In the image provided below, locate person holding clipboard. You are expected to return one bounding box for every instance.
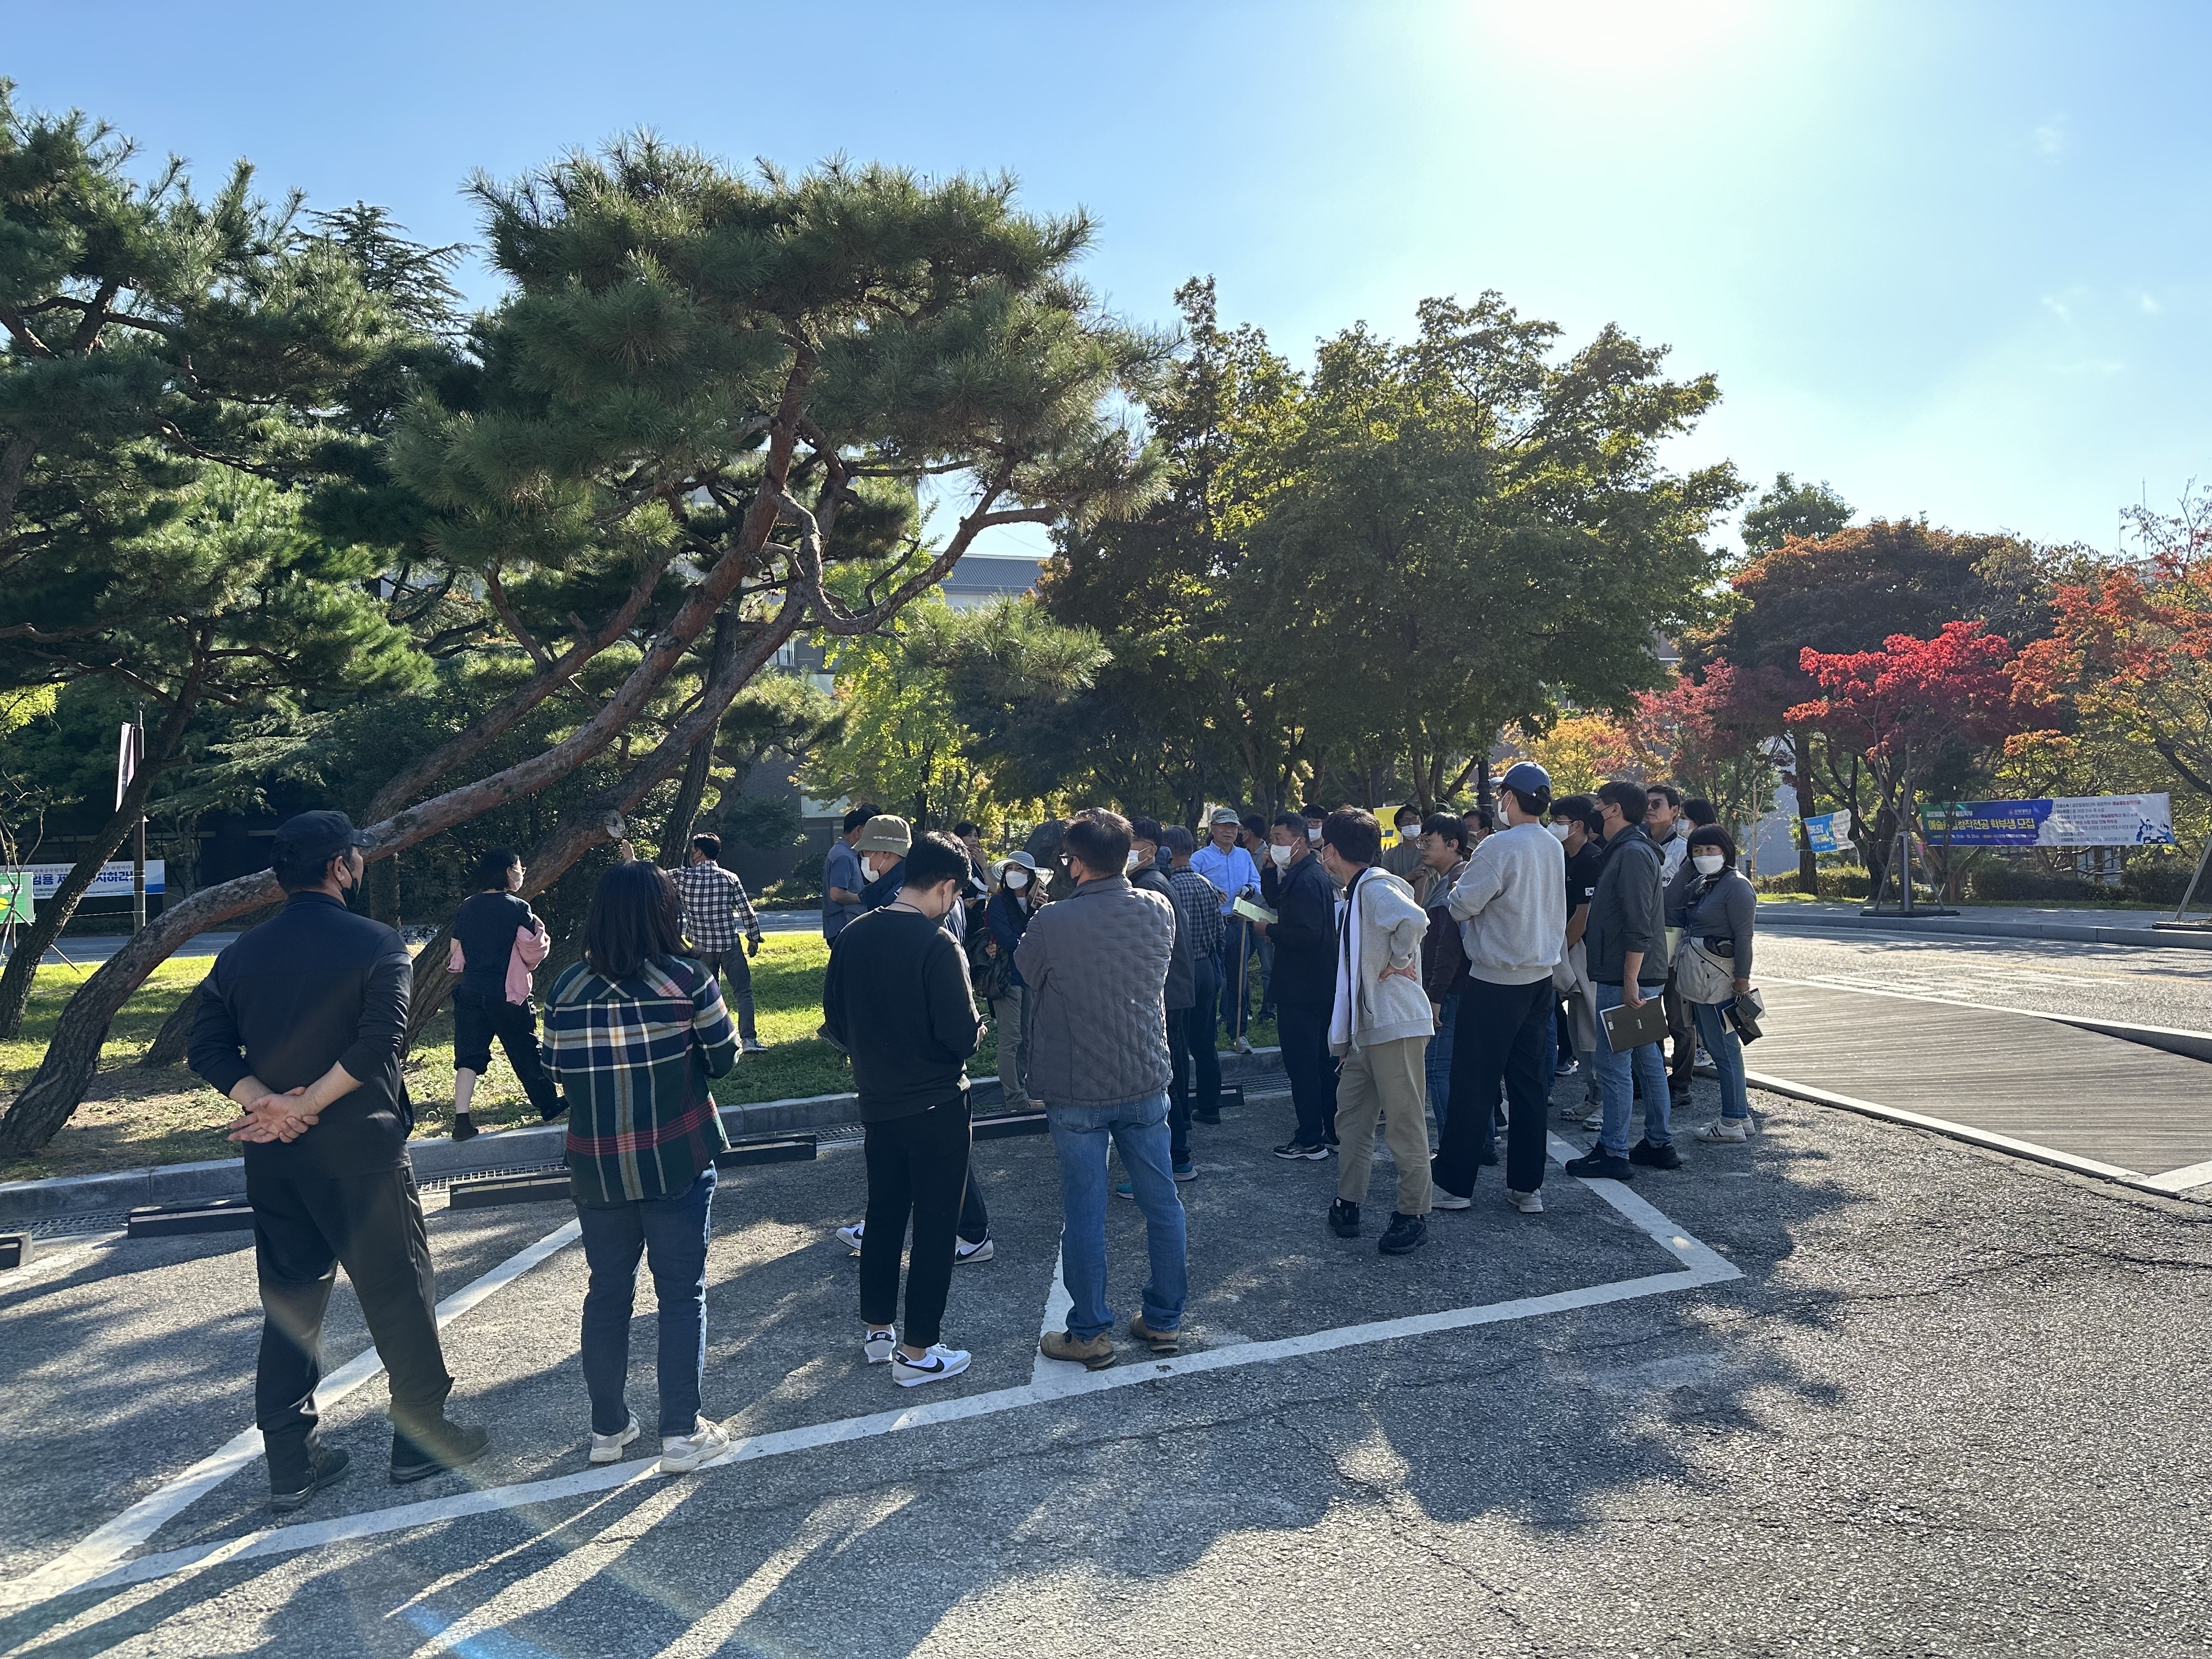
[1564,780,1678,1181]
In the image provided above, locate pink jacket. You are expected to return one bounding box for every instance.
[448,921,551,1006]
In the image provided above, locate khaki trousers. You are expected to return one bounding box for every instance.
[1333,1034,1432,1216]
[991,987,1031,1110]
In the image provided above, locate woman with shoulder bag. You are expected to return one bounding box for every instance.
[1663,825,1758,1144]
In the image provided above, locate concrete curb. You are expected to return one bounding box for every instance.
[1756,907,2212,951]
[0,1048,1288,1227]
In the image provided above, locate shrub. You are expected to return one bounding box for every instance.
[2121,853,2202,906]
[1966,857,2095,902]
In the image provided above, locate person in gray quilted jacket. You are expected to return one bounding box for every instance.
[1017,808,1186,1372]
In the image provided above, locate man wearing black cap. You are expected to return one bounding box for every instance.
[190,810,489,1511]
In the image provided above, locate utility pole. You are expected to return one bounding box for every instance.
[131,707,146,936]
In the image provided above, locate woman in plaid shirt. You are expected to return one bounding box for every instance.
[540,860,738,1475]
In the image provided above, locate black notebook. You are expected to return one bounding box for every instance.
[1599,995,1670,1053]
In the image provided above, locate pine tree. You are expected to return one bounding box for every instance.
[2,134,1160,1154]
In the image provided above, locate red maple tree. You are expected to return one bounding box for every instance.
[1786,622,2031,874]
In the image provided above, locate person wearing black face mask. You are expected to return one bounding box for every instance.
[191,810,492,1511]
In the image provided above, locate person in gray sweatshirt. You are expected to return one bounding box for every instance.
[1431,762,1565,1215]
[1565,778,1675,1181]
[1666,824,1759,1143]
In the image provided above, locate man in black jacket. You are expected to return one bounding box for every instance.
[1255,810,1340,1159]
[1563,781,1678,1182]
[190,811,489,1512]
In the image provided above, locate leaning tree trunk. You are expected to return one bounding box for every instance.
[137,976,208,1069]
[403,608,776,1047]
[655,612,736,865]
[0,721,179,1039]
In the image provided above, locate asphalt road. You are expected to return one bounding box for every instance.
[3,1069,2209,1658]
[1756,924,2212,1033]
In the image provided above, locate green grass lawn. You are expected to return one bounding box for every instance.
[1,933,1279,1183]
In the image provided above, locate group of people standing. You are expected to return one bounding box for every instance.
[186,768,1760,1514]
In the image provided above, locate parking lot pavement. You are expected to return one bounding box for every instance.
[4,1076,2211,1658]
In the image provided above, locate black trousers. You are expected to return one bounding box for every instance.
[247,1165,454,1482]
[450,986,562,1117]
[1436,977,1552,1198]
[1167,958,1221,1164]
[1277,1001,1340,1147]
[695,948,758,1041]
[859,1096,975,1348]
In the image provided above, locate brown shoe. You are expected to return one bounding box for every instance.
[1039,1329,1117,1370]
[1130,1316,1182,1356]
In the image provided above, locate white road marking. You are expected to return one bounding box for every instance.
[2137,1159,2212,1194]
[0,1216,582,1612]
[1759,972,2212,1042]
[34,1142,1739,1606]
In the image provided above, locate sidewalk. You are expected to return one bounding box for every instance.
[1757,899,2212,951]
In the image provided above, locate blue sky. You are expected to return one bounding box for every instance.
[17,1,2210,559]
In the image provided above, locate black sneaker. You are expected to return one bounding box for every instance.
[1273,1139,1329,1161]
[270,1444,351,1513]
[1563,1147,1635,1181]
[1378,1212,1428,1255]
[1194,1103,1223,1125]
[391,1419,492,1485]
[450,1115,478,1143]
[1328,1199,1361,1238]
[1630,1139,1684,1170]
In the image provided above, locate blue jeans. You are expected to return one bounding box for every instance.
[1592,983,1673,1155]
[1693,1000,1751,1119]
[576,1165,715,1438]
[1424,992,1458,1133]
[1047,1091,1188,1340]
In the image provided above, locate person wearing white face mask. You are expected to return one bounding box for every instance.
[1253,810,1342,1159]
[981,853,1041,1114]
[1664,825,1759,1143]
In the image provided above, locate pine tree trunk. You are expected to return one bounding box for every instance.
[1,568,802,1158]
[0,865,276,1159]
[137,976,208,1069]
[655,613,735,864]
[0,749,168,1039]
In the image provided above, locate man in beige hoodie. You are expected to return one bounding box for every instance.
[1317,809,1436,1256]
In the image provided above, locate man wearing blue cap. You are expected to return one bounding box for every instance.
[191,810,490,1511]
[1430,762,1565,1216]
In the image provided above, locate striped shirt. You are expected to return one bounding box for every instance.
[540,954,737,1203]
[670,860,761,953]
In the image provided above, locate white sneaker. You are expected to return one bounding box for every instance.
[1694,1118,1750,1143]
[589,1413,641,1464]
[863,1326,898,1364]
[954,1237,994,1265]
[1508,1188,1544,1214]
[659,1419,731,1474]
[1232,1037,1254,1056]
[1694,1047,1712,1068]
[742,1037,769,1054]
[892,1345,972,1387]
[1582,1110,1604,1132]
[1429,1190,1472,1210]
[836,1222,864,1255]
